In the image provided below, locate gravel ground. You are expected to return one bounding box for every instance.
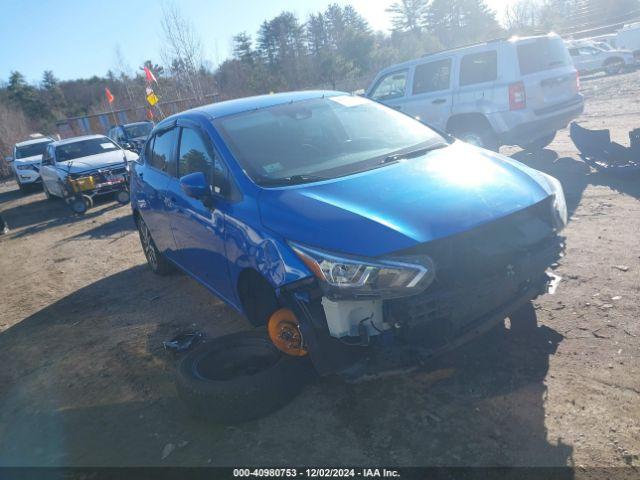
[0,70,639,470]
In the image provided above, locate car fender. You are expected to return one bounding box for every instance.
[224,213,312,299]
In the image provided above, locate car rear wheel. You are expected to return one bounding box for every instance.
[519,132,556,152]
[451,128,499,152]
[175,331,313,424]
[136,216,174,275]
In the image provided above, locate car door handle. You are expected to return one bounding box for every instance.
[432,98,446,105]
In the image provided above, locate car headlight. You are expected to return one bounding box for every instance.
[16,164,31,170]
[537,172,568,230]
[289,242,435,300]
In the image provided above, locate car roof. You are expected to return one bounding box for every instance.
[15,137,54,147]
[373,33,562,76]
[156,90,345,128]
[50,134,108,147]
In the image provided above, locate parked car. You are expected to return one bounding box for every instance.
[40,135,138,213]
[7,136,54,192]
[131,91,567,389]
[106,121,153,153]
[566,41,635,75]
[365,33,583,152]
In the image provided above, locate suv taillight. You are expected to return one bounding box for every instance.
[509,82,526,110]
[575,71,581,91]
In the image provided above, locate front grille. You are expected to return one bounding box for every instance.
[387,198,562,348]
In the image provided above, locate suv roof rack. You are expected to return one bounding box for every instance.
[420,32,553,58]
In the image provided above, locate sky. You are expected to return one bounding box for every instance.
[0,0,516,83]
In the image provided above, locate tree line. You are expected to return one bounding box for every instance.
[1,0,638,171]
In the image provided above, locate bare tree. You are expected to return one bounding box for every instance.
[160,2,205,100]
[113,44,137,108]
[505,0,543,32]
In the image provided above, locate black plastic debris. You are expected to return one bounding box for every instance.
[163,331,205,354]
[570,122,640,174]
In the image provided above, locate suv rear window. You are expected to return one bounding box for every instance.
[517,37,571,75]
[459,51,497,86]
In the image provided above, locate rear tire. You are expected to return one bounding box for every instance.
[136,215,174,275]
[520,132,556,152]
[451,127,499,152]
[175,331,312,424]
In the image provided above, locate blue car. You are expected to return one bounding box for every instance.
[131,91,567,378]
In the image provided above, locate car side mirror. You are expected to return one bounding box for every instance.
[4,156,13,163]
[180,172,214,207]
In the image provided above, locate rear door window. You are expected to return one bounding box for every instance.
[412,59,451,94]
[459,51,497,86]
[149,128,178,174]
[369,70,408,101]
[518,37,571,75]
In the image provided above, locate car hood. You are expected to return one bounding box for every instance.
[15,154,43,165]
[57,150,137,174]
[258,142,552,257]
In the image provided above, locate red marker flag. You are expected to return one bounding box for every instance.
[143,66,158,84]
[105,87,115,104]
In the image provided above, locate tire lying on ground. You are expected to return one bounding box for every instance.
[175,330,313,424]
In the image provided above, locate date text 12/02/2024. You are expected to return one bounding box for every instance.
[233,469,401,478]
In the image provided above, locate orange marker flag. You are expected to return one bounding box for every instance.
[105,87,115,104]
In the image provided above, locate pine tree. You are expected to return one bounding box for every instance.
[386,0,429,33]
[424,0,503,48]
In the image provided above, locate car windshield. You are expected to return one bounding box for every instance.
[124,123,153,139]
[56,138,119,162]
[517,37,571,75]
[214,96,446,186]
[15,141,51,159]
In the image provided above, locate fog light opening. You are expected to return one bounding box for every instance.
[268,308,307,357]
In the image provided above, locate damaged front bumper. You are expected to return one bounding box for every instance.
[278,201,565,380]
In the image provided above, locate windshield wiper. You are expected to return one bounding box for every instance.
[381,143,447,164]
[258,174,327,186]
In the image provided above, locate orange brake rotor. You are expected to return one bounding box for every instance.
[268,308,307,357]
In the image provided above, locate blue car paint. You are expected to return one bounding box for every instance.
[258,142,549,257]
[131,91,552,318]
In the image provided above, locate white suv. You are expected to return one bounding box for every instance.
[366,34,583,151]
[8,136,54,192]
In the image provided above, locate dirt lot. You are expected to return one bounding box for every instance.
[0,71,639,469]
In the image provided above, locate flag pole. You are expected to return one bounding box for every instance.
[143,66,166,120]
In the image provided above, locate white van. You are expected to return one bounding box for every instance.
[366,34,583,151]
